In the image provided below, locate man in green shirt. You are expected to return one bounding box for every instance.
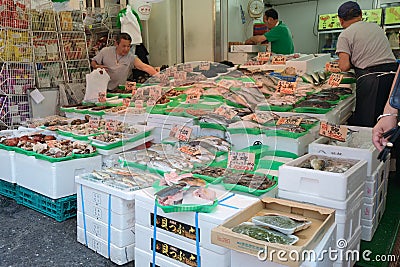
[245,9,294,55]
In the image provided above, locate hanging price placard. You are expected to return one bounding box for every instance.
[319,121,348,142]
[257,52,272,61]
[228,151,256,171]
[125,81,136,91]
[122,98,131,107]
[199,61,210,70]
[214,105,237,120]
[105,119,117,131]
[271,55,287,65]
[134,87,144,98]
[328,73,343,87]
[325,61,341,73]
[276,116,302,126]
[135,99,144,109]
[98,92,106,102]
[277,80,297,94]
[89,117,100,128]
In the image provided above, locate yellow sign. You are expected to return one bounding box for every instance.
[362,9,382,24]
[318,13,342,31]
[385,6,400,25]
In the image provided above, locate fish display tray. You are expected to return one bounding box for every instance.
[14,153,102,199]
[263,131,315,156]
[135,187,259,254]
[0,149,15,183]
[0,179,17,199]
[135,223,231,267]
[222,175,278,197]
[226,130,267,150]
[229,222,337,267]
[155,198,218,213]
[77,226,135,265]
[308,126,379,176]
[77,211,135,247]
[16,186,77,222]
[278,153,367,201]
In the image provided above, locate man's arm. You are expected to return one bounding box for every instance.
[133,57,158,75]
[245,35,267,45]
[91,60,107,70]
[337,52,351,72]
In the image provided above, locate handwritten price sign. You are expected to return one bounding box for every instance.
[325,61,341,73]
[217,79,236,89]
[228,151,256,171]
[149,85,163,99]
[186,92,201,104]
[257,52,272,61]
[272,55,287,65]
[169,124,193,142]
[158,73,169,84]
[277,80,297,94]
[319,121,348,142]
[328,73,343,87]
[89,117,100,128]
[214,105,237,120]
[98,92,106,102]
[122,98,131,107]
[135,99,144,109]
[174,71,187,81]
[105,119,117,131]
[276,116,302,126]
[199,61,210,70]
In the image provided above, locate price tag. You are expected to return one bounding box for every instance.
[319,121,348,142]
[105,119,117,131]
[186,92,201,104]
[174,71,187,81]
[277,80,297,94]
[134,88,144,98]
[158,73,169,84]
[146,99,156,106]
[125,81,136,91]
[135,99,144,108]
[328,73,343,87]
[257,52,272,61]
[183,63,193,72]
[253,113,273,124]
[199,61,210,70]
[89,117,100,128]
[98,92,106,102]
[271,55,287,65]
[176,126,192,141]
[217,79,235,89]
[276,116,302,126]
[149,85,163,99]
[122,98,131,107]
[214,105,237,120]
[244,81,256,88]
[228,151,255,171]
[325,61,341,73]
[179,145,201,156]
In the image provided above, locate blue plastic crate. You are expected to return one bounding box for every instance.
[16,186,77,222]
[0,179,17,199]
[269,72,297,82]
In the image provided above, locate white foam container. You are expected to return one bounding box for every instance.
[77,226,134,265]
[278,153,367,201]
[364,180,377,198]
[333,227,361,267]
[102,113,149,125]
[200,127,227,140]
[135,223,231,267]
[135,187,259,254]
[0,150,15,183]
[279,183,363,243]
[367,161,385,183]
[285,53,331,76]
[77,211,135,247]
[362,180,385,220]
[14,153,102,199]
[264,132,315,156]
[361,214,377,241]
[148,114,197,127]
[230,222,337,267]
[308,126,378,176]
[135,247,182,267]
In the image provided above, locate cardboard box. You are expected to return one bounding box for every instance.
[211,197,335,267]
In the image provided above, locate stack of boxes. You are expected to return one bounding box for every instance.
[134,187,259,267]
[308,126,388,242]
[278,152,367,267]
[75,176,136,265]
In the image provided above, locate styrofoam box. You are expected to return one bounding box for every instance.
[230,44,267,53]
[279,183,363,243]
[264,132,315,156]
[364,180,377,198]
[211,182,278,199]
[278,153,367,201]
[75,177,137,214]
[135,247,182,267]
[147,114,197,127]
[362,180,385,220]
[226,132,267,150]
[337,95,356,125]
[308,126,378,176]
[0,150,15,183]
[230,223,337,267]
[64,112,88,120]
[77,211,134,247]
[135,187,259,254]
[376,193,387,224]
[227,52,258,65]
[103,113,148,125]
[14,153,102,199]
[361,214,377,242]
[135,223,231,267]
[199,127,226,140]
[77,226,134,265]
[285,53,331,76]
[333,227,361,267]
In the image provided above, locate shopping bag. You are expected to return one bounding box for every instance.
[120,5,142,45]
[84,68,110,102]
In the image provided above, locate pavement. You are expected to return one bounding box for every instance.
[0,195,133,267]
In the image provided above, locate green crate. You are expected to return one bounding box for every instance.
[0,179,17,199]
[16,186,77,222]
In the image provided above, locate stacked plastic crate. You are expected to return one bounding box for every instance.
[134,187,260,267]
[31,2,65,88]
[278,141,368,267]
[307,126,388,242]
[57,10,90,83]
[0,0,34,129]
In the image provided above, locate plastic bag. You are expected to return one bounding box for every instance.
[120,5,142,45]
[84,68,110,102]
